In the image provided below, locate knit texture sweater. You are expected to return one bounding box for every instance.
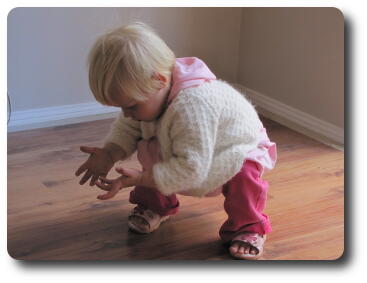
[104,79,263,197]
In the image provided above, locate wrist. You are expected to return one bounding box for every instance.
[136,171,144,186]
[137,170,156,188]
[103,143,126,163]
[103,148,115,164]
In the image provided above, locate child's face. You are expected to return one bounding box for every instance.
[109,75,171,122]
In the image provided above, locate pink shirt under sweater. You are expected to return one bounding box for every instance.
[137,57,277,197]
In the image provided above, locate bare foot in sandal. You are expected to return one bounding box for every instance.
[128,215,151,233]
[128,206,170,234]
[229,233,266,260]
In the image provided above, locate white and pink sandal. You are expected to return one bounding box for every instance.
[229,232,267,260]
[128,206,170,234]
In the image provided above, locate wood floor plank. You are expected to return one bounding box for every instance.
[7,117,344,260]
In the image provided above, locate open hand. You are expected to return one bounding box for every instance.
[75,146,114,186]
[95,167,142,200]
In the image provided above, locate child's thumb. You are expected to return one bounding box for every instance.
[115,167,130,176]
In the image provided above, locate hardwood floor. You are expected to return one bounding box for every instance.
[7,117,344,260]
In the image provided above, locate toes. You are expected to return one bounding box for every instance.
[229,242,240,254]
[231,242,259,256]
[130,216,149,229]
[230,241,260,258]
[236,242,251,255]
[244,245,251,254]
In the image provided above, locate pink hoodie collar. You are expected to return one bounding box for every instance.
[167,57,216,104]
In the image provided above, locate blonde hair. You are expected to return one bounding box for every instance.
[88,22,176,105]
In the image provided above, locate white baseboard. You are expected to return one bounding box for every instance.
[8,87,345,148]
[7,102,120,133]
[233,84,344,147]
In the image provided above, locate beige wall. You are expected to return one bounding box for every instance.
[238,8,344,128]
[8,7,344,131]
[8,7,241,111]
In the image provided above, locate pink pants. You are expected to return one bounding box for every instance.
[129,159,272,243]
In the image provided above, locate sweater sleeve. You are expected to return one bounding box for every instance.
[152,95,220,196]
[103,113,141,160]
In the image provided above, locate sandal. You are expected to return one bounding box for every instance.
[229,232,267,260]
[128,206,170,234]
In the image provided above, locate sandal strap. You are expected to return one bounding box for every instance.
[128,206,161,230]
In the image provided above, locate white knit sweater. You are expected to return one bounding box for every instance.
[104,80,263,197]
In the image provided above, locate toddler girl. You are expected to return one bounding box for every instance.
[75,22,277,260]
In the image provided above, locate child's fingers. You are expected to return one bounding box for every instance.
[95,180,111,191]
[75,164,87,176]
[115,167,127,175]
[115,167,135,177]
[90,174,99,186]
[97,183,120,200]
[79,170,92,185]
[80,146,98,154]
[99,176,113,184]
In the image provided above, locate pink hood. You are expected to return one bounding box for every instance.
[167,57,216,104]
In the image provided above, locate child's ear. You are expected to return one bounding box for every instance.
[152,72,168,88]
